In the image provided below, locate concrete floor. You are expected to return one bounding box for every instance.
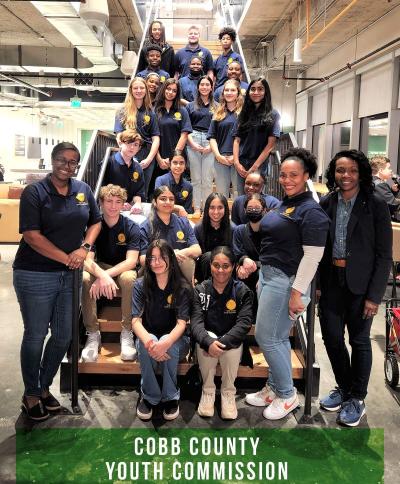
[0,244,399,482]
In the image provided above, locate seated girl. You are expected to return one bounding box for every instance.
[132,239,192,421]
[191,246,253,420]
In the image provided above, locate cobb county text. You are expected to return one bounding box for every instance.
[105,436,289,481]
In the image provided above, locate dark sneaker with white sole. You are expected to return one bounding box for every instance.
[163,400,179,420]
[42,392,61,411]
[21,396,49,421]
[137,398,153,420]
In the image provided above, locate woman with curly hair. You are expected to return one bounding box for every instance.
[233,78,281,195]
[207,79,243,199]
[318,150,392,427]
[245,148,329,420]
[114,77,160,200]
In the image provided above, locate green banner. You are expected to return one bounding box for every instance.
[17,428,383,483]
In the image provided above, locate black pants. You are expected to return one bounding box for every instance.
[319,267,373,400]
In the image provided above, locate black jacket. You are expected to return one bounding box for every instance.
[191,278,253,351]
[137,43,175,77]
[319,190,392,304]
[373,176,400,216]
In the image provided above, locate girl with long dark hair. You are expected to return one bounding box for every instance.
[132,239,192,421]
[233,78,281,195]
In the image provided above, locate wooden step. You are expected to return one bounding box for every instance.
[98,306,122,332]
[78,343,304,379]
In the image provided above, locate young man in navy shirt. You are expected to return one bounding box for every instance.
[174,25,214,80]
[81,185,140,362]
[213,61,248,102]
[137,44,170,84]
[214,27,244,89]
[102,130,145,214]
[155,153,194,215]
[231,171,280,225]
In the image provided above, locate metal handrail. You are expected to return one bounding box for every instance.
[219,0,250,84]
[93,146,120,200]
[133,0,157,78]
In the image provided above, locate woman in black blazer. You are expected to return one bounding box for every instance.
[318,149,392,427]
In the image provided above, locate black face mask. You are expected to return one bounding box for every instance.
[189,68,202,78]
[246,209,263,222]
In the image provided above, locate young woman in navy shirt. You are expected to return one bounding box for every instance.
[153,78,192,185]
[132,239,192,421]
[233,193,267,315]
[245,148,329,420]
[114,77,160,200]
[179,55,203,105]
[191,246,253,419]
[13,143,101,421]
[194,192,234,282]
[208,79,243,199]
[186,75,217,216]
[145,72,160,107]
[155,152,193,215]
[139,186,201,282]
[233,78,281,195]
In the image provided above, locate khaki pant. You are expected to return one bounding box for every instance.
[82,262,136,332]
[196,343,242,394]
[179,258,196,285]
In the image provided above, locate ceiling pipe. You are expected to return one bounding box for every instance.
[0,73,52,97]
[295,35,400,95]
[305,0,310,45]
[303,0,359,50]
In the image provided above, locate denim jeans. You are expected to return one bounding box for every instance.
[137,143,155,201]
[255,265,310,398]
[214,160,237,199]
[13,269,76,397]
[187,130,215,210]
[136,334,190,405]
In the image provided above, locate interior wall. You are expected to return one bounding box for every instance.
[266,70,297,132]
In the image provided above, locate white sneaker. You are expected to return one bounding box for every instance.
[221,391,238,420]
[197,391,215,417]
[81,331,101,362]
[262,389,299,420]
[120,328,137,361]
[245,384,277,407]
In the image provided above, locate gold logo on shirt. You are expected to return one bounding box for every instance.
[160,76,166,82]
[143,114,151,124]
[226,299,236,311]
[181,190,188,199]
[177,230,184,240]
[117,233,126,243]
[283,207,295,216]
[167,294,173,305]
[198,51,203,57]
[228,57,233,64]
[76,193,85,203]
[174,112,182,121]
[132,171,139,181]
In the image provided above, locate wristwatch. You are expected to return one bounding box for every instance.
[80,242,92,252]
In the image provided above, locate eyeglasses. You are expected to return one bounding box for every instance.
[54,158,79,169]
[147,256,168,264]
[211,262,232,271]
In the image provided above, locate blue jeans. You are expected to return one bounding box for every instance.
[214,160,237,199]
[255,265,310,398]
[13,269,75,397]
[187,130,215,210]
[136,334,190,405]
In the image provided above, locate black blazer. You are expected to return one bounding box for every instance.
[319,190,392,304]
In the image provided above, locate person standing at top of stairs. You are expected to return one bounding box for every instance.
[137,20,176,78]
[175,25,214,81]
[214,27,244,89]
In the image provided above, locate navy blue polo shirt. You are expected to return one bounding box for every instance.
[233,109,281,170]
[207,111,238,155]
[214,51,243,88]
[232,223,262,262]
[154,172,193,213]
[231,193,280,225]
[259,191,330,276]
[102,152,145,202]
[157,107,192,159]
[140,212,198,255]
[185,102,214,132]
[179,75,200,102]
[114,106,160,144]
[175,45,214,77]
[14,175,101,272]
[137,68,170,83]
[132,277,191,338]
[214,81,248,103]
[94,215,140,266]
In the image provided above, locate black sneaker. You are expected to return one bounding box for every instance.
[41,392,61,411]
[162,400,179,421]
[137,398,153,420]
[21,396,49,421]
